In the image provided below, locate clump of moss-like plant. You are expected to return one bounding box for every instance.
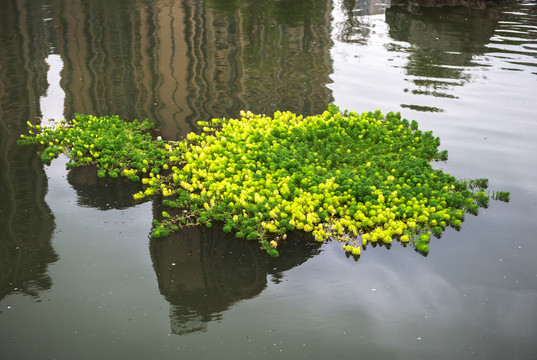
[18,105,509,258]
[19,115,181,182]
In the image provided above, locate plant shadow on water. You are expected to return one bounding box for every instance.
[67,165,143,210]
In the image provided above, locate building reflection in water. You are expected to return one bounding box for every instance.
[0,0,58,302]
[57,0,333,140]
[149,222,321,335]
[2,0,334,328]
[385,0,499,111]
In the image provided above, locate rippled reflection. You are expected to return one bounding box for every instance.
[1,0,536,357]
[484,0,537,73]
[333,0,534,113]
[56,0,333,140]
[0,0,333,302]
[385,0,500,111]
[0,0,58,302]
[0,0,334,333]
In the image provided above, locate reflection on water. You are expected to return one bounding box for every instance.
[0,0,333,334]
[336,0,390,44]
[385,0,500,112]
[149,223,320,334]
[40,55,65,127]
[1,0,537,357]
[333,0,537,113]
[58,0,332,139]
[0,0,58,303]
[59,0,192,137]
[67,166,143,210]
[0,0,333,298]
[485,0,537,73]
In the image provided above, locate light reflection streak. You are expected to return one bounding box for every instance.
[40,54,65,127]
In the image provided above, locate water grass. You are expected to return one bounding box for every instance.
[18,105,509,258]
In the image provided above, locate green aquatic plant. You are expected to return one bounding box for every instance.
[18,106,509,258]
[19,115,182,183]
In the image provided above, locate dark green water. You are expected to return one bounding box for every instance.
[1,0,536,358]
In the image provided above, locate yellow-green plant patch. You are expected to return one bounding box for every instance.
[19,105,509,258]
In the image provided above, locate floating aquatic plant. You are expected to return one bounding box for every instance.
[18,105,509,258]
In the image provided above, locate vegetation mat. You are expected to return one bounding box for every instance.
[19,105,509,258]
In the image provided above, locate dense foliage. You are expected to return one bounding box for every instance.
[18,106,509,258]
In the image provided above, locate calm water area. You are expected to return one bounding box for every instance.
[1,0,537,358]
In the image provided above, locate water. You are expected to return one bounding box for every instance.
[1,0,536,358]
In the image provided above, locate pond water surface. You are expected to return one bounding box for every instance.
[1,0,537,359]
